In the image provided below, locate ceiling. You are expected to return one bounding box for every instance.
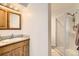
[19,3,28,7]
[51,3,76,17]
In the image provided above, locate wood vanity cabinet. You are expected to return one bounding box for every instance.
[0,39,29,56]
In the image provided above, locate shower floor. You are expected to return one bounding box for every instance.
[51,48,78,56]
[66,49,78,56]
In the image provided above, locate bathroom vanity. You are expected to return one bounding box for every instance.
[0,37,30,56]
[0,4,30,56]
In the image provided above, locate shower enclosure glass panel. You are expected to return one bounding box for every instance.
[56,15,65,55]
[56,10,79,56]
[65,12,78,56]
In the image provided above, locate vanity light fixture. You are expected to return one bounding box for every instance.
[0,3,20,12]
[9,4,13,8]
[14,7,17,10]
[1,3,8,6]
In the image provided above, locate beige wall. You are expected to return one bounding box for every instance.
[22,3,48,56]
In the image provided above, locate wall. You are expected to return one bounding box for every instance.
[22,3,48,56]
[0,3,48,56]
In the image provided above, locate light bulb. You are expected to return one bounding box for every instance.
[9,5,13,8]
[14,7,18,10]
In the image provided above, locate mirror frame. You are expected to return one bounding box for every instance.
[0,9,8,30]
[7,12,21,30]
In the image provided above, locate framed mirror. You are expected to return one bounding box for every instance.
[0,5,21,30]
[8,12,21,30]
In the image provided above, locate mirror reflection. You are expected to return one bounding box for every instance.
[8,13,21,29]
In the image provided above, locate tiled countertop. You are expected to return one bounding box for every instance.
[0,37,30,47]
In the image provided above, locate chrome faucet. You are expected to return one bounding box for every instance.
[11,34,14,38]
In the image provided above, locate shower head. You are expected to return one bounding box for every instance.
[67,12,78,16]
[67,12,72,15]
[67,12,74,16]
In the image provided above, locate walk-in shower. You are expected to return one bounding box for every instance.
[56,9,79,56]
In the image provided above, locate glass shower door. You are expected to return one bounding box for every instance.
[65,12,78,56]
[56,15,66,55]
[56,10,79,56]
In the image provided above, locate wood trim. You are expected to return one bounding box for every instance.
[7,11,9,29]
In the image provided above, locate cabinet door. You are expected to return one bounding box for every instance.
[1,51,12,56]
[0,9,7,29]
[23,46,29,56]
[0,40,29,56]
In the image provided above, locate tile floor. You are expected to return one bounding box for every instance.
[51,49,60,56]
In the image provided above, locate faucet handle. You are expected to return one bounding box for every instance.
[11,34,14,38]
